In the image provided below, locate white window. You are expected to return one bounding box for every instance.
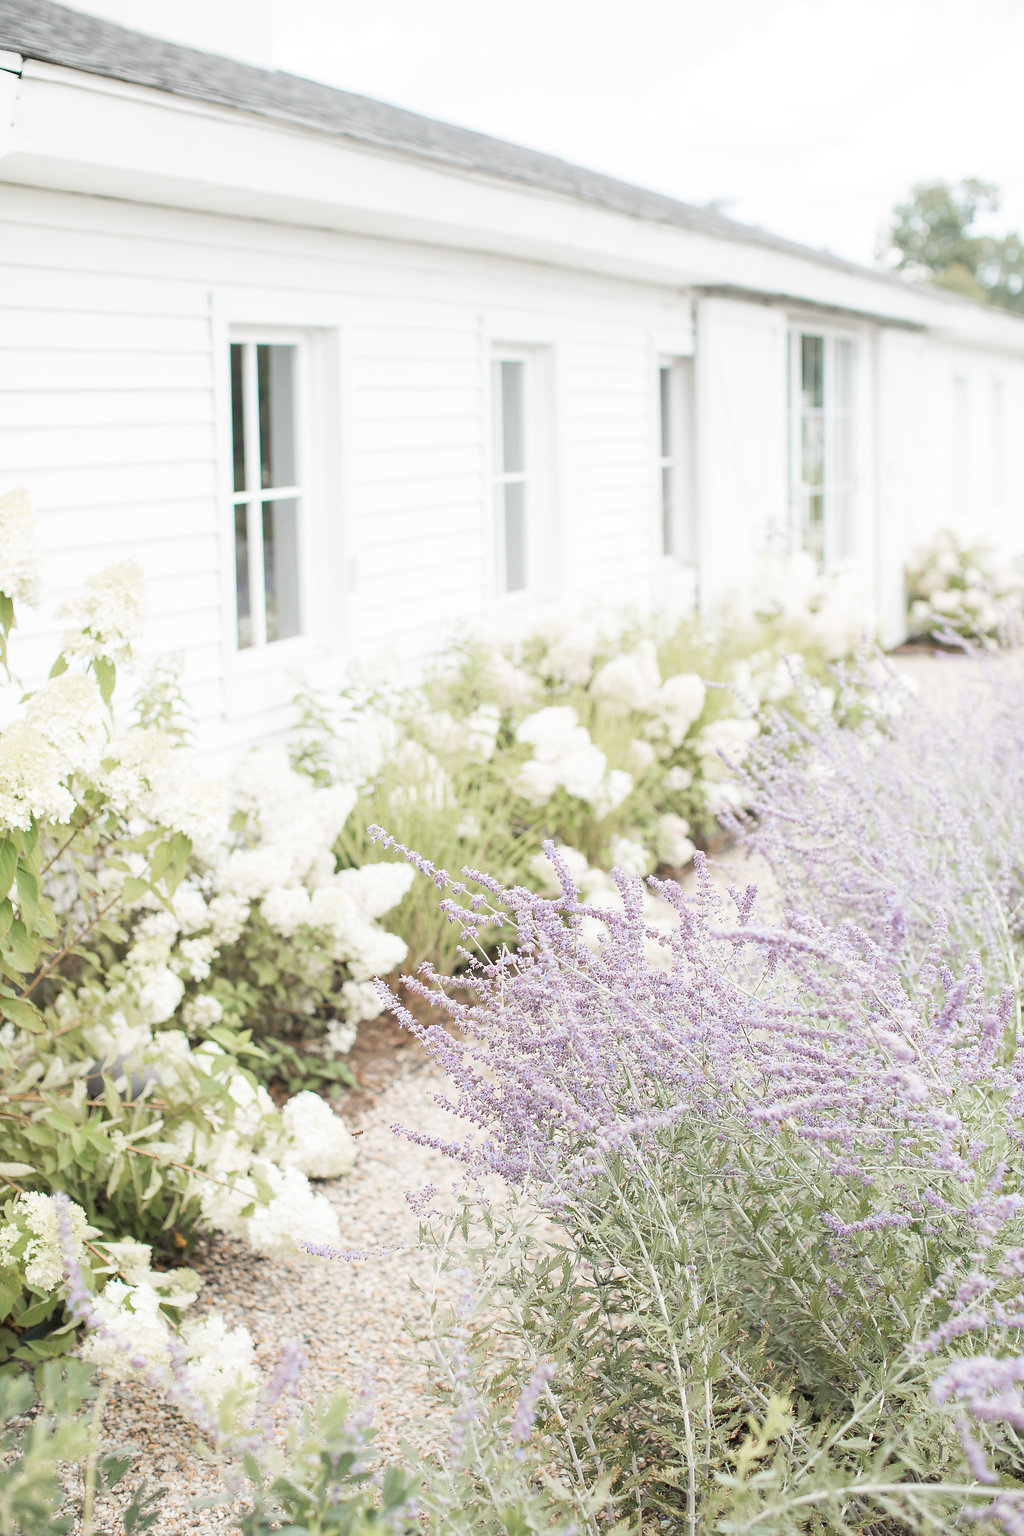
[789,330,857,567]
[658,358,695,561]
[229,339,304,649]
[492,354,531,593]
[992,377,1005,506]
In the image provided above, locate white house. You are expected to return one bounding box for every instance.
[2,0,1024,754]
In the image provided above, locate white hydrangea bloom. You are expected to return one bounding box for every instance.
[59,559,146,662]
[84,1280,172,1375]
[608,836,653,876]
[465,703,502,760]
[696,717,759,780]
[176,935,217,982]
[261,885,313,936]
[533,614,599,685]
[178,1313,260,1414]
[664,765,693,792]
[100,726,174,813]
[335,862,416,921]
[0,722,75,830]
[628,739,657,772]
[515,707,608,805]
[326,1017,359,1054]
[558,741,609,802]
[207,894,249,946]
[340,979,384,1024]
[277,1091,357,1179]
[655,813,695,869]
[208,1161,342,1262]
[590,768,634,818]
[590,641,661,713]
[83,1012,152,1065]
[0,1192,93,1293]
[0,488,43,606]
[172,885,209,935]
[486,653,537,709]
[649,673,706,748]
[181,995,223,1031]
[25,672,106,777]
[134,964,185,1026]
[147,770,227,863]
[516,757,562,807]
[325,710,401,786]
[338,922,408,982]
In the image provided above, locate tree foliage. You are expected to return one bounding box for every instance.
[886,177,1024,313]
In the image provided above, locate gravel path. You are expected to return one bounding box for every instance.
[65,1024,469,1534]
[43,834,771,1533]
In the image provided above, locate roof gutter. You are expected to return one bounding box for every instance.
[694,283,927,332]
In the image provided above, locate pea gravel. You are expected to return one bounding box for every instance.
[60,842,778,1533]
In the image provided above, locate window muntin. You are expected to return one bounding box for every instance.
[659,365,675,556]
[493,356,529,593]
[229,341,303,649]
[790,330,858,567]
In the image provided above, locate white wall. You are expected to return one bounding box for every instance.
[0,183,694,751]
[694,295,788,605]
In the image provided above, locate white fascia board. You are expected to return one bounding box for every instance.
[7,59,1024,355]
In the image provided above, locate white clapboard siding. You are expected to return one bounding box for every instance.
[16,171,1023,757]
[0,389,213,428]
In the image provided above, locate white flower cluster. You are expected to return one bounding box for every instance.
[515,706,633,813]
[84,1279,260,1423]
[0,488,43,606]
[213,744,413,993]
[723,551,870,660]
[0,669,108,831]
[907,528,1024,646]
[59,558,147,662]
[0,1191,94,1292]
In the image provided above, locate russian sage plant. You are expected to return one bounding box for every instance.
[378,833,1024,1533]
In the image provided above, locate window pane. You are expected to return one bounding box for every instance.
[500,360,525,474]
[230,343,246,494]
[262,498,301,642]
[834,338,854,410]
[661,465,674,556]
[801,335,824,409]
[834,486,856,560]
[801,413,824,487]
[503,480,527,592]
[659,366,672,458]
[257,344,297,491]
[834,413,854,484]
[235,505,252,648]
[804,493,825,567]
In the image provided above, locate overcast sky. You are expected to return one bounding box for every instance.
[71,0,1024,267]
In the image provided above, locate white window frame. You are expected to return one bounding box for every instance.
[657,356,695,564]
[787,325,859,568]
[490,345,549,600]
[229,334,307,652]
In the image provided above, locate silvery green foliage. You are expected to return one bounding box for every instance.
[376,826,1024,1533]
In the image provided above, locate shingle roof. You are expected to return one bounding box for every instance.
[0,0,955,296]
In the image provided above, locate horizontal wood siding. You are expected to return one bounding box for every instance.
[0,183,698,752]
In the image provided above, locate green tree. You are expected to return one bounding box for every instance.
[885,177,1024,314]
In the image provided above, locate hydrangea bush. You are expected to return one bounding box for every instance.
[906,526,1024,647]
[299,553,869,972]
[0,492,411,1375]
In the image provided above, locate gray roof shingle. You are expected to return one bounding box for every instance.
[0,0,957,297]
